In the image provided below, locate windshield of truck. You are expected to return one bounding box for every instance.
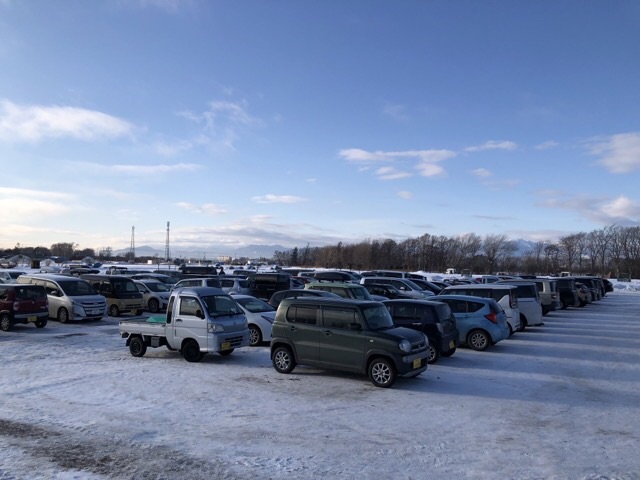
[58,280,98,296]
[362,305,394,330]
[202,294,244,317]
[235,297,275,313]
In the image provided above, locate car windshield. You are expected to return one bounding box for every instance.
[362,305,394,330]
[8,272,24,279]
[236,297,275,313]
[145,282,170,293]
[351,286,373,300]
[58,280,98,296]
[402,279,423,290]
[201,294,244,317]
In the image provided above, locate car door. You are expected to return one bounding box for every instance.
[284,304,321,364]
[318,305,365,372]
[173,294,207,348]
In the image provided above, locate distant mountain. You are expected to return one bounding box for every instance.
[113,244,287,260]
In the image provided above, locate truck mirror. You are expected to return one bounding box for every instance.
[196,309,205,319]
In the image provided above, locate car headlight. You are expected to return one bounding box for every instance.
[207,323,224,333]
[399,339,412,353]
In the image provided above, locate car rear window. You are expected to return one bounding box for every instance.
[14,285,46,300]
[512,285,537,298]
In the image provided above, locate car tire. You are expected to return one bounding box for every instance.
[441,347,456,357]
[57,307,69,323]
[518,315,527,332]
[272,346,296,374]
[508,324,514,336]
[35,319,47,328]
[249,325,262,346]
[147,298,159,313]
[467,330,490,351]
[109,305,120,317]
[427,344,439,364]
[0,314,12,332]
[219,349,234,356]
[368,357,396,388]
[182,339,203,362]
[129,336,147,357]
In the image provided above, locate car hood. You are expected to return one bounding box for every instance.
[373,326,427,344]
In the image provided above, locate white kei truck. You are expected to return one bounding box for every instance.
[119,286,250,362]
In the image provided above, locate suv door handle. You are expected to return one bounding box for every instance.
[323,330,332,336]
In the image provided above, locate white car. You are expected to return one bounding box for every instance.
[232,294,276,346]
[134,280,171,313]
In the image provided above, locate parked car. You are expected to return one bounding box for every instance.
[304,282,377,301]
[527,278,561,315]
[218,276,252,296]
[130,273,177,285]
[270,297,430,388]
[268,288,342,309]
[233,295,277,346]
[438,284,521,335]
[574,276,603,301]
[363,283,413,300]
[406,277,443,295]
[434,295,509,351]
[134,280,171,313]
[495,280,544,329]
[575,282,592,306]
[312,270,360,283]
[173,277,222,290]
[360,277,434,299]
[554,277,579,309]
[249,273,294,300]
[17,274,107,322]
[382,299,459,363]
[0,284,49,331]
[0,270,26,283]
[80,274,144,317]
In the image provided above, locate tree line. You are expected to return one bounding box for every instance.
[274,225,640,277]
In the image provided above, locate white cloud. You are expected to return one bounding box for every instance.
[0,99,134,142]
[470,168,492,178]
[465,140,518,152]
[0,188,75,222]
[415,162,445,177]
[382,102,409,121]
[375,166,411,180]
[590,132,640,173]
[601,195,640,219]
[74,161,201,175]
[176,202,227,215]
[537,191,640,226]
[251,194,306,204]
[535,140,559,150]
[397,191,412,199]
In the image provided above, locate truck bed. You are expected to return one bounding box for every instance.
[119,316,167,336]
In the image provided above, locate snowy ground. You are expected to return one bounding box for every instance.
[1,281,640,479]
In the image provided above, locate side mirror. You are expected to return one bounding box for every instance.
[195,309,205,319]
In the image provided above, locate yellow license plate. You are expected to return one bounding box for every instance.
[449,340,455,349]
[412,358,421,369]
[221,342,231,350]
[28,316,37,322]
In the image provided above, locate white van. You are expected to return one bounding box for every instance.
[496,280,544,328]
[438,284,521,335]
[17,274,107,323]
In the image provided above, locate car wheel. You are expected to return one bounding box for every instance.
[272,346,296,374]
[427,344,439,364]
[57,307,69,323]
[129,336,147,357]
[0,314,12,332]
[35,319,47,328]
[467,330,490,351]
[508,324,514,336]
[109,305,120,317]
[249,325,262,346]
[368,357,396,388]
[148,298,159,313]
[441,347,456,357]
[518,315,527,332]
[182,339,203,362]
[219,349,234,356]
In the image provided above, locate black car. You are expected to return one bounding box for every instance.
[363,283,413,300]
[382,299,459,364]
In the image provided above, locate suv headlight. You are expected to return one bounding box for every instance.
[208,323,224,333]
[399,339,412,353]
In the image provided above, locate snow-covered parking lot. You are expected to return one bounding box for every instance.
[1,291,640,480]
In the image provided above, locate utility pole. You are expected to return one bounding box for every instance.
[165,221,171,262]
[129,226,135,263]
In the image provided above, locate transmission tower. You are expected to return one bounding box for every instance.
[129,226,135,262]
[165,221,171,261]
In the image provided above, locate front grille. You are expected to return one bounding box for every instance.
[411,339,427,352]
[226,336,245,348]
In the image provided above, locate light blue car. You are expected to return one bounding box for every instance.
[432,295,510,351]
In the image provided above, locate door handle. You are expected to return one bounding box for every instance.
[323,330,332,336]
[176,319,183,323]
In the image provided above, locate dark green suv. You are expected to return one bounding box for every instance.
[270,298,429,388]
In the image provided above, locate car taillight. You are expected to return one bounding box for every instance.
[484,311,498,324]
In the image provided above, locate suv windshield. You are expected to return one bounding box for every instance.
[362,305,394,330]
[202,294,244,317]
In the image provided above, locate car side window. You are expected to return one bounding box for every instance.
[0,288,7,300]
[446,299,467,313]
[394,304,417,321]
[44,281,58,295]
[467,301,483,313]
[286,306,318,325]
[179,296,201,316]
[220,280,233,288]
[322,307,357,329]
[415,305,435,323]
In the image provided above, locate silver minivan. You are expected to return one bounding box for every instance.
[438,284,521,335]
[496,280,544,328]
[17,274,107,322]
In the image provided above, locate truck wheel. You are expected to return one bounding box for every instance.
[148,299,159,313]
[368,357,396,388]
[182,339,203,362]
[0,314,12,332]
[109,305,120,317]
[272,346,296,374]
[249,325,262,346]
[35,319,47,328]
[57,307,69,323]
[219,349,234,356]
[129,336,147,357]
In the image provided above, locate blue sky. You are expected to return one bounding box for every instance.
[1,0,640,257]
